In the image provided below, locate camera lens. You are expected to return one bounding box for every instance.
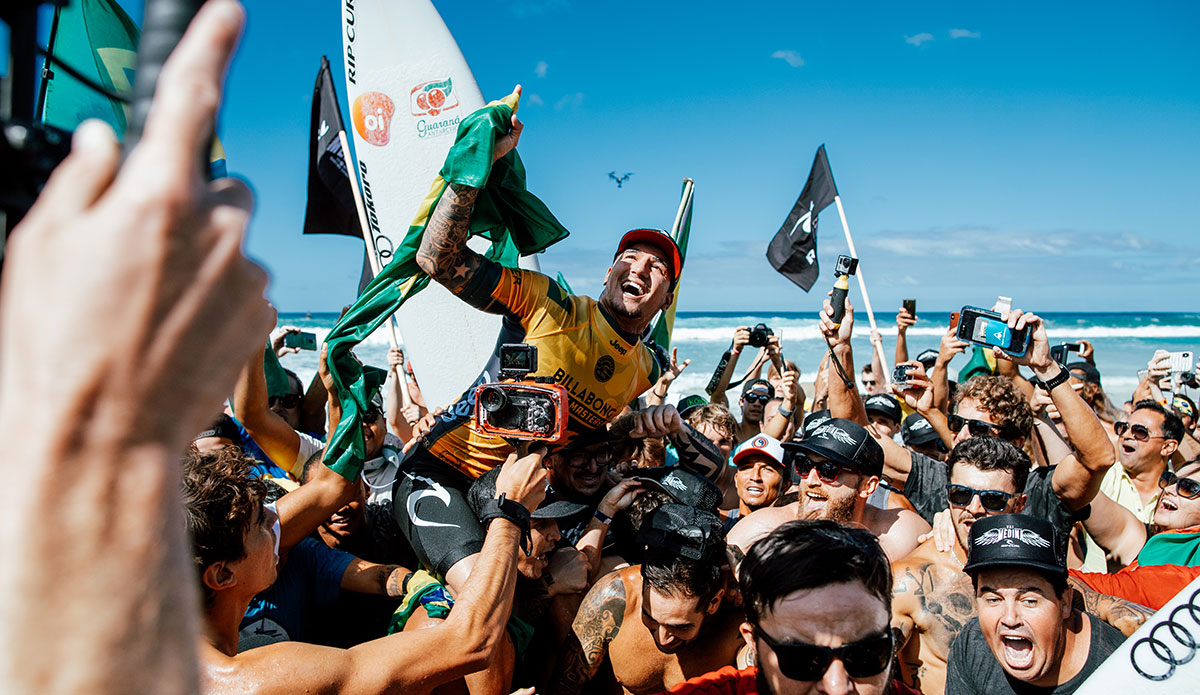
[479,386,508,413]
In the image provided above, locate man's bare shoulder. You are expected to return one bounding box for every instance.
[727,504,795,552]
[200,639,348,695]
[866,505,930,562]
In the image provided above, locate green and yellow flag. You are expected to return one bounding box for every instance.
[41,0,227,178]
[649,179,694,352]
[321,92,569,480]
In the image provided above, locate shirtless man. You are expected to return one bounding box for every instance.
[727,417,930,565]
[549,506,744,694]
[892,437,1152,695]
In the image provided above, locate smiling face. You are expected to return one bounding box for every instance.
[549,445,612,499]
[975,567,1071,687]
[949,464,1027,552]
[1153,461,1200,530]
[517,518,561,579]
[797,453,874,523]
[640,585,713,654]
[318,482,366,549]
[599,243,674,333]
[735,454,786,512]
[1118,408,1174,474]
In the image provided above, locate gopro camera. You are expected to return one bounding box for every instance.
[834,255,859,277]
[892,364,915,387]
[748,323,774,349]
[474,344,568,442]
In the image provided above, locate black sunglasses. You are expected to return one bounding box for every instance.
[793,456,856,484]
[269,393,301,409]
[743,393,771,405]
[1115,421,1165,442]
[946,483,1013,512]
[565,447,613,469]
[1160,471,1200,499]
[755,627,893,681]
[947,414,1003,438]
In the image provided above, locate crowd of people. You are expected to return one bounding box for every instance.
[4,3,1200,695]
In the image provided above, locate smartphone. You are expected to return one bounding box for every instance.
[956,306,1031,357]
[284,331,318,351]
[1049,343,1082,366]
[949,312,960,331]
[902,299,916,317]
[1168,351,1194,373]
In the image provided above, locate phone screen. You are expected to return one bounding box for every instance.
[971,317,1013,349]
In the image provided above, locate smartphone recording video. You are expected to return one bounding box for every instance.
[956,306,1031,357]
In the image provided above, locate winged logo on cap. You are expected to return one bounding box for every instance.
[910,419,931,431]
[975,526,1051,548]
[812,424,856,446]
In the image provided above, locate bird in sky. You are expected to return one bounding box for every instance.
[608,171,634,188]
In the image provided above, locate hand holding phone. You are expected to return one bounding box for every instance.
[957,306,1032,357]
[283,331,318,351]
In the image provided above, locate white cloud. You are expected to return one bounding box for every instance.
[554,92,584,110]
[534,60,548,78]
[949,28,981,39]
[905,33,935,46]
[527,93,544,106]
[864,227,1161,258]
[771,50,805,68]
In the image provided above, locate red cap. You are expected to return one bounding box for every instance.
[615,228,682,287]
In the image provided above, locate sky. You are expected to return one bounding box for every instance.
[17,0,1200,313]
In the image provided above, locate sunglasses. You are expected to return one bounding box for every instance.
[861,379,877,387]
[565,447,613,469]
[743,393,771,405]
[794,457,855,484]
[946,483,1013,512]
[360,407,383,426]
[755,627,893,681]
[1159,471,1200,499]
[1114,421,1165,442]
[269,394,301,409]
[947,414,1003,438]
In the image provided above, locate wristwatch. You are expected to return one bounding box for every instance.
[477,493,532,553]
[1040,367,1070,391]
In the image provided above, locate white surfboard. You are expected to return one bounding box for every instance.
[1076,573,1200,693]
[340,0,535,409]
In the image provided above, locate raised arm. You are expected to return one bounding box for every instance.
[1080,490,1147,567]
[819,297,869,427]
[646,347,691,406]
[932,326,968,415]
[707,326,751,408]
[548,571,627,695]
[628,405,727,483]
[895,306,916,366]
[232,333,303,471]
[762,367,802,440]
[1067,576,1153,637]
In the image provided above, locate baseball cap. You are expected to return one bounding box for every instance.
[677,394,709,420]
[915,349,940,371]
[864,394,902,424]
[802,409,832,437]
[637,504,724,561]
[782,417,884,478]
[631,466,722,514]
[468,466,590,521]
[962,514,1065,579]
[733,434,787,471]
[901,412,942,448]
[741,378,776,399]
[615,228,682,287]
[1066,361,1101,386]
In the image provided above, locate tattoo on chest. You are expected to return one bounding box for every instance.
[900,563,976,640]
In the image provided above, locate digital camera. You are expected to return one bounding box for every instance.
[473,344,568,442]
[748,323,774,349]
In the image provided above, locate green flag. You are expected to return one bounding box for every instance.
[321,92,569,480]
[40,0,228,178]
[555,271,574,295]
[649,179,694,352]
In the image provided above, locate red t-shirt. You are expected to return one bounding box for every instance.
[1070,562,1200,610]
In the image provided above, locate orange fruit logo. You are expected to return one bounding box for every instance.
[352,91,395,146]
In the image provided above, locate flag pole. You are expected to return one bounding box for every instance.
[338,130,413,409]
[670,178,694,240]
[833,195,891,378]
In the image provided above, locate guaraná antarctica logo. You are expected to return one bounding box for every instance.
[410,77,461,139]
[352,91,395,147]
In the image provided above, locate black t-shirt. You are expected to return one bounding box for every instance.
[903,452,1087,556]
[945,615,1124,695]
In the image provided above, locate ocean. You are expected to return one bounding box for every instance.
[276,311,1200,409]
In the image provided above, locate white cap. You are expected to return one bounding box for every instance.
[733,434,786,469]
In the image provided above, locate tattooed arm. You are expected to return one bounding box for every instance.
[1068,576,1154,637]
[672,421,726,483]
[548,571,626,695]
[338,560,411,598]
[890,561,921,650]
[415,183,486,293]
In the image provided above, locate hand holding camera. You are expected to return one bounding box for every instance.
[731,326,751,355]
[747,323,775,350]
[938,325,969,365]
[493,446,549,514]
[819,295,855,348]
[890,361,934,413]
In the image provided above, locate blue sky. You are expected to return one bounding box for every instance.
[21,1,1200,312]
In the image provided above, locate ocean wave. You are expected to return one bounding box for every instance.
[669,324,1200,343]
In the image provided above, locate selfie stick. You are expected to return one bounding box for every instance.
[123,0,205,156]
[339,130,413,409]
[833,196,891,377]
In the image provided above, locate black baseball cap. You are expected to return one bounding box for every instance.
[915,349,940,370]
[802,409,832,437]
[782,417,884,478]
[615,228,682,287]
[630,466,722,514]
[468,466,590,521]
[637,504,724,562]
[901,412,942,448]
[741,378,775,399]
[677,394,709,420]
[864,394,902,424]
[963,514,1065,579]
[1066,361,1101,386]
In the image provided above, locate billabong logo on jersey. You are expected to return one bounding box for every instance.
[975,525,1051,549]
[594,355,615,383]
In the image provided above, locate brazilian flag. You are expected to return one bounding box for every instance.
[648,180,694,352]
[40,0,226,178]
[321,92,569,480]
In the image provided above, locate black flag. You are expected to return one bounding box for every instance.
[766,145,838,291]
[302,55,358,239]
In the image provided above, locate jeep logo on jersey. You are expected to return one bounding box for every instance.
[594,355,615,383]
[410,78,460,117]
[352,91,395,146]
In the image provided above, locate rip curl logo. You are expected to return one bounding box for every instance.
[411,78,461,139]
[594,355,615,383]
[975,526,1051,549]
[812,424,856,446]
[352,91,395,146]
[663,474,688,493]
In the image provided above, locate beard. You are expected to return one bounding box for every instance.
[825,492,857,522]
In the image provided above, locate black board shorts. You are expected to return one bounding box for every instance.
[391,444,487,578]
